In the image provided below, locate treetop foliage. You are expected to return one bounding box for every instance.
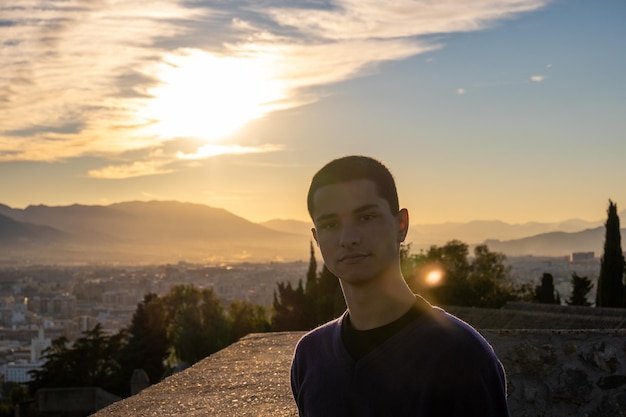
[402,240,526,308]
[29,284,270,400]
[534,273,561,305]
[567,273,593,307]
[272,242,345,331]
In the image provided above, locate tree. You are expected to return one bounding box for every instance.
[0,383,36,417]
[314,264,346,323]
[413,240,472,306]
[567,273,593,306]
[403,240,522,308]
[305,241,318,295]
[534,273,560,304]
[29,324,128,397]
[303,241,321,327]
[596,200,626,307]
[163,285,230,364]
[271,280,309,331]
[227,300,270,341]
[118,293,170,394]
[468,244,516,307]
[272,244,346,330]
[30,283,272,402]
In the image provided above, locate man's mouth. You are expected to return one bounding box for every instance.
[339,253,370,262]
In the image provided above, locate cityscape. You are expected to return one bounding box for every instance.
[0,261,308,386]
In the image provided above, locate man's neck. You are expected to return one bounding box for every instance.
[340,270,416,331]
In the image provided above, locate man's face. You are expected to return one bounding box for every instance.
[311,179,408,286]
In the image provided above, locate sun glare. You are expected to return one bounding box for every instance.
[425,270,443,287]
[139,49,288,141]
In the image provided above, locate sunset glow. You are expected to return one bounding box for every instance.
[0,0,623,225]
[138,50,289,141]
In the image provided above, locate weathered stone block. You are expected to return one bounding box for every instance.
[508,342,557,375]
[597,374,626,389]
[553,367,592,404]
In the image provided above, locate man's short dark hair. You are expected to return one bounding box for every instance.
[307,155,399,218]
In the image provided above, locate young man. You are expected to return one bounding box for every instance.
[291,155,510,416]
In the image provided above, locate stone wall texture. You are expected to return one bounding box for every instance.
[92,328,626,417]
[484,329,626,417]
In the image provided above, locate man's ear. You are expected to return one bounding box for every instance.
[311,227,319,246]
[397,208,409,242]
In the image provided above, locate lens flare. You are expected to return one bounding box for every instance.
[425,269,443,287]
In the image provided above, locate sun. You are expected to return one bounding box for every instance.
[138,49,288,141]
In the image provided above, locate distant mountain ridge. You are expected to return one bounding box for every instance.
[261,215,626,257]
[484,227,619,257]
[0,213,67,242]
[0,201,308,265]
[1,201,624,264]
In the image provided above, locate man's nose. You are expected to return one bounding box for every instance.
[339,224,361,247]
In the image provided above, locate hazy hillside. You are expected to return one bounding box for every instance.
[0,202,309,265]
[0,213,67,242]
[485,227,626,257]
[259,219,313,237]
[407,219,603,248]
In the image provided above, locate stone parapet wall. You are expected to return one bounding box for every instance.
[93,332,301,417]
[93,330,626,417]
[483,329,626,416]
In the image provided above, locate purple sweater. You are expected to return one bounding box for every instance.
[291,306,510,417]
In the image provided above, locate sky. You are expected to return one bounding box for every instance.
[1,0,625,225]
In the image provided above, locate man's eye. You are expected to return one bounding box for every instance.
[319,222,338,230]
[360,213,377,222]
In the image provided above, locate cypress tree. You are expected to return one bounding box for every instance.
[596,200,625,308]
[304,241,321,328]
[305,240,318,295]
[272,244,345,330]
[534,273,560,304]
[315,264,346,323]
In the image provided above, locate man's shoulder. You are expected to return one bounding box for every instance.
[294,314,343,353]
[418,306,498,360]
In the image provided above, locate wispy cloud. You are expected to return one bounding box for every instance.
[88,143,283,179]
[262,0,547,41]
[177,144,285,161]
[88,160,174,180]
[531,75,546,82]
[0,0,549,172]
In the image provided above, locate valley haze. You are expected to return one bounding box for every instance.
[1,201,623,266]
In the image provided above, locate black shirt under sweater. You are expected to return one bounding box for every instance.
[341,295,430,360]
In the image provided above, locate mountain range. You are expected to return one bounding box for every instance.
[1,201,624,265]
[0,202,308,265]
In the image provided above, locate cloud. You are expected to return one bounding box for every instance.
[177,143,285,160]
[0,0,203,161]
[88,160,174,180]
[0,0,549,168]
[262,0,547,41]
[457,88,466,95]
[87,143,283,179]
[531,75,546,82]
